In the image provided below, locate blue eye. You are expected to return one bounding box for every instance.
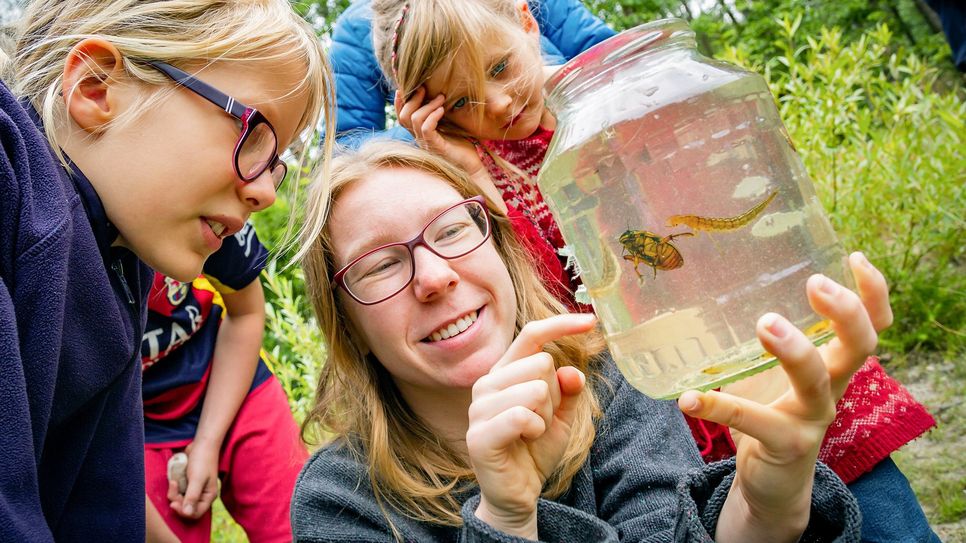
[490,58,508,77]
[452,96,468,110]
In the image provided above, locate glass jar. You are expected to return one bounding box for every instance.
[539,19,851,399]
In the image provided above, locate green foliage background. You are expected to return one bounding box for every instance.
[212,1,966,539]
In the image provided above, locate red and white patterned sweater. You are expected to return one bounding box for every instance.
[477,125,563,251]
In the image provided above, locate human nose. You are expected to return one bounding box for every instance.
[238,168,277,212]
[484,83,512,118]
[410,245,459,302]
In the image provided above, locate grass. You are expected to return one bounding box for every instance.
[211,498,247,542]
[892,350,966,541]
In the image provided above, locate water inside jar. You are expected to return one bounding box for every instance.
[540,62,848,399]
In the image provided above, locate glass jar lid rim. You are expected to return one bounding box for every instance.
[545,18,695,104]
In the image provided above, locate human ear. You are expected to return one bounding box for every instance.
[61,38,126,134]
[516,1,539,35]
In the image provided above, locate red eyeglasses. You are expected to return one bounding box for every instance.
[333,196,492,305]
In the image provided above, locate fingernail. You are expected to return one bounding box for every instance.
[679,391,701,412]
[856,251,873,269]
[184,504,194,515]
[762,313,788,338]
[817,274,837,296]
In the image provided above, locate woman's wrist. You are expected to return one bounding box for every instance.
[717,480,809,543]
[475,495,538,540]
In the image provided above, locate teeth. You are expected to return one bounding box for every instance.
[206,219,226,237]
[427,310,478,342]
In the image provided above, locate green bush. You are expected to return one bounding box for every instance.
[586,0,953,71]
[722,19,965,355]
[260,262,327,425]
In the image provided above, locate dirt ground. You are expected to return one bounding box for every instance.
[892,352,966,542]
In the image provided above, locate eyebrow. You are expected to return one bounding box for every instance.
[339,200,459,263]
[247,89,295,137]
[339,227,399,267]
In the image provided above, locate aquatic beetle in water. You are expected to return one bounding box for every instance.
[618,230,695,280]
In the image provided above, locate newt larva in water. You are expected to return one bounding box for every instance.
[665,191,779,233]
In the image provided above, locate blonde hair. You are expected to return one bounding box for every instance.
[299,141,606,532]
[371,0,542,141]
[2,0,334,182]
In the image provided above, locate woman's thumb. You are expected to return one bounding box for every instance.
[554,366,585,425]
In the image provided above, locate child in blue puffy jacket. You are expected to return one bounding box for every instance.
[328,0,615,147]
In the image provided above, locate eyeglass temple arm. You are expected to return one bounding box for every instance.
[147,61,249,119]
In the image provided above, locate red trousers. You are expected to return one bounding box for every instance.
[145,376,307,542]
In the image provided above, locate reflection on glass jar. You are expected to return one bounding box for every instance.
[539,19,850,399]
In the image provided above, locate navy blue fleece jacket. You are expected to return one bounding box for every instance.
[0,82,151,540]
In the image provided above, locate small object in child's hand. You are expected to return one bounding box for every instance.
[167,452,189,494]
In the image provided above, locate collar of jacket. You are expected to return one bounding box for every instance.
[23,100,121,266]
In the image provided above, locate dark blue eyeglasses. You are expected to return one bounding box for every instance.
[147,61,287,190]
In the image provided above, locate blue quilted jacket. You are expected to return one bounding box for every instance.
[329,0,615,147]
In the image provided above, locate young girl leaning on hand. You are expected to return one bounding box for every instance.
[369,2,939,540]
[0,0,333,539]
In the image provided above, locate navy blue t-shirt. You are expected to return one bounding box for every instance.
[141,223,272,446]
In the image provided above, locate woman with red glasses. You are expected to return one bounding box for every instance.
[0,0,332,540]
[292,141,893,542]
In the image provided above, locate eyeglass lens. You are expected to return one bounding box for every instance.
[238,119,284,183]
[343,201,489,303]
[269,162,287,189]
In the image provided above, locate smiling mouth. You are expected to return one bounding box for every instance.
[424,309,480,342]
